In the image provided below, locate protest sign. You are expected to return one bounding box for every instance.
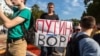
[35,19,73,47]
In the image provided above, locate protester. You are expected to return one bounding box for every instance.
[0,0,31,56]
[72,23,81,37]
[40,2,59,20]
[77,16,100,56]
[74,23,81,33]
[40,2,65,56]
[66,16,100,56]
[93,23,100,45]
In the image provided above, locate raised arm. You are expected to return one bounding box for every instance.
[5,0,13,8]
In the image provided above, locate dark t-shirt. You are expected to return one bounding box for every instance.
[40,13,59,20]
[93,33,100,45]
[40,13,64,55]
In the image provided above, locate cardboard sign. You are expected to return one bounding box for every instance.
[35,19,73,47]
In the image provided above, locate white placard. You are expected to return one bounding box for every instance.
[35,19,73,47]
[36,19,73,35]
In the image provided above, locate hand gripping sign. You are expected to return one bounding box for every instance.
[35,19,73,47]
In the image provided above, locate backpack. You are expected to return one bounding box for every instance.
[66,34,89,56]
[21,12,36,44]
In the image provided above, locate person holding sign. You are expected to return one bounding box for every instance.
[40,2,59,20]
[40,2,65,56]
[0,0,31,56]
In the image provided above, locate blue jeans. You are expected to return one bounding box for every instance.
[40,47,55,56]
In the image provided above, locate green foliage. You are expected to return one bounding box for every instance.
[71,18,80,27]
[83,0,100,24]
[31,4,45,21]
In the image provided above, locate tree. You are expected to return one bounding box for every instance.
[83,0,100,24]
[70,18,80,27]
[31,4,45,21]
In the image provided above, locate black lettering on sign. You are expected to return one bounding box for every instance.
[38,34,45,46]
[47,36,57,46]
[59,36,66,46]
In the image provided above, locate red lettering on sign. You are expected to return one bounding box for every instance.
[36,19,44,33]
[46,20,52,33]
[59,21,66,35]
[45,20,57,34]
[64,22,67,35]
[36,19,72,36]
[68,23,73,41]
[54,20,57,34]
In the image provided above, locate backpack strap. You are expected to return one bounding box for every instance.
[66,33,89,56]
[76,34,89,43]
[75,34,89,56]
[14,9,27,34]
[20,12,36,34]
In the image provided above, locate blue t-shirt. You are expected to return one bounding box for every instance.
[76,32,100,56]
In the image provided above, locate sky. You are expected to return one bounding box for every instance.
[26,0,85,20]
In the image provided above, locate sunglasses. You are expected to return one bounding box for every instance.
[75,29,80,31]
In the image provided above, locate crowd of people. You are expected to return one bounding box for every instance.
[0,0,100,56]
[68,16,100,56]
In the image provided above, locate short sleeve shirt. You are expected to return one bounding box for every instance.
[40,13,59,20]
[8,7,31,39]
